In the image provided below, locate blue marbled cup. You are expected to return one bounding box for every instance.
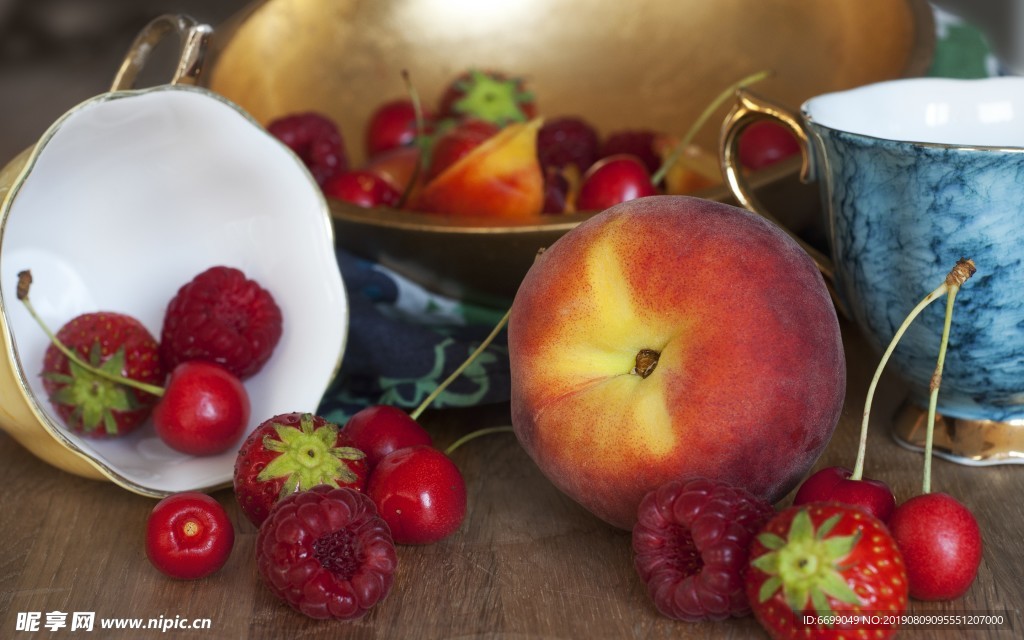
[728,78,1024,424]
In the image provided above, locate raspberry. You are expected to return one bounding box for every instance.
[537,116,600,173]
[257,485,397,620]
[599,129,662,175]
[632,477,774,622]
[267,112,348,187]
[160,266,282,380]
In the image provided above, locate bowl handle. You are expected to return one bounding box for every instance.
[110,14,213,91]
[719,89,847,317]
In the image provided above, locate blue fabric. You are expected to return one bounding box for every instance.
[317,250,510,425]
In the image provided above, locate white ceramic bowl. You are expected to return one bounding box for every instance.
[0,85,348,496]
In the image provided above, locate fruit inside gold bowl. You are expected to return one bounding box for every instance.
[207,0,934,304]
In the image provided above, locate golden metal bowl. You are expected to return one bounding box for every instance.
[208,0,935,304]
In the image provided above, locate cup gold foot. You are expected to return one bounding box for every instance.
[891,401,1024,465]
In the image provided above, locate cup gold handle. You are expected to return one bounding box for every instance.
[720,89,847,317]
[110,14,213,91]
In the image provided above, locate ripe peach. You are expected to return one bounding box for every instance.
[413,119,544,219]
[508,195,846,529]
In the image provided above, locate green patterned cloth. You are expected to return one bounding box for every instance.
[317,250,510,426]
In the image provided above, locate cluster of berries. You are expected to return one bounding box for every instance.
[19,250,510,623]
[266,69,800,216]
[143,390,475,621]
[20,265,281,456]
[141,321,512,621]
[629,259,984,640]
[233,406,468,619]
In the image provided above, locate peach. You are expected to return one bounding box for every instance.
[507,195,846,530]
[413,119,544,219]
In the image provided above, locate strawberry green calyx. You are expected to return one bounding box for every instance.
[451,70,533,125]
[17,270,165,398]
[46,346,143,435]
[258,413,366,499]
[752,509,862,617]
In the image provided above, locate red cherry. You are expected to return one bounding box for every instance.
[323,170,402,208]
[367,445,466,545]
[425,119,500,181]
[153,361,250,456]
[793,465,897,523]
[598,129,661,175]
[342,405,433,469]
[890,492,982,601]
[576,154,657,211]
[738,120,800,170]
[365,98,432,159]
[145,492,234,580]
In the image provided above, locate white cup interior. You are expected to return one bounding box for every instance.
[0,86,348,495]
[804,77,1024,148]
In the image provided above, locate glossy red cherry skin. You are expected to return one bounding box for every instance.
[576,154,657,211]
[367,445,466,545]
[153,361,250,456]
[145,492,234,580]
[792,465,897,523]
[738,120,800,170]
[342,405,433,470]
[323,170,402,208]
[365,98,430,159]
[889,492,982,601]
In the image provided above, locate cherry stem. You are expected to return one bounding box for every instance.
[650,69,771,186]
[408,308,511,421]
[850,258,975,483]
[923,283,963,494]
[398,69,426,208]
[852,284,946,480]
[444,425,515,456]
[15,270,166,397]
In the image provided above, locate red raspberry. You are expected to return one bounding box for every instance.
[537,116,600,173]
[267,112,348,187]
[599,129,662,175]
[160,266,282,380]
[632,477,774,622]
[257,485,397,620]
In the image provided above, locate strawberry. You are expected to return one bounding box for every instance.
[233,412,369,527]
[746,503,909,640]
[438,69,536,126]
[41,311,165,437]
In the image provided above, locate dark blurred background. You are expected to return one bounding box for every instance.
[0,0,251,162]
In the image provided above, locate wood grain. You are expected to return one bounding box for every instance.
[1,321,1021,639]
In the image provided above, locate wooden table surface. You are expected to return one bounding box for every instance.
[1,319,1021,639]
